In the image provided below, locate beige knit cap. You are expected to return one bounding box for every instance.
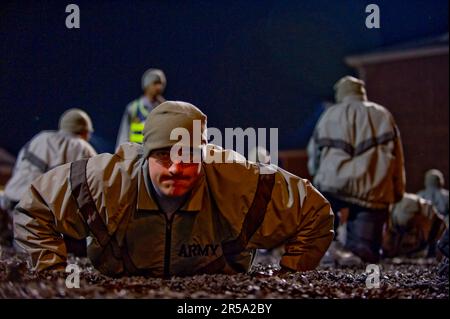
[141,68,167,91]
[425,169,445,188]
[59,108,94,134]
[143,101,207,159]
[334,76,367,103]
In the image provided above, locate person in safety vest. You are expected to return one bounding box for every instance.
[116,68,166,150]
[307,76,406,264]
[2,109,97,246]
[14,101,334,277]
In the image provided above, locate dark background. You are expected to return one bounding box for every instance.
[0,0,448,154]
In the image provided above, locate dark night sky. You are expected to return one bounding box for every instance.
[0,0,448,155]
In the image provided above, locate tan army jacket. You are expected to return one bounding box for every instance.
[15,143,334,277]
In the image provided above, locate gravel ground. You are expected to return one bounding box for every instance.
[0,246,448,299]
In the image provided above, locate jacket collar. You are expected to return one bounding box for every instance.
[136,160,205,212]
[342,94,368,103]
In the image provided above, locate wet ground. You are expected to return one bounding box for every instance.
[0,246,448,299]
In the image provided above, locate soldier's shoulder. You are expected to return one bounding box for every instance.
[126,97,142,110]
[86,144,142,188]
[202,145,259,185]
[36,130,57,136]
[29,130,57,143]
[365,101,394,117]
[202,144,254,170]
[319,102,350,121]
[114,143,144,160]
[87,143,142,169]
[417,189,426,197]
[23,131,58,153]
[77,139,97,156]
[401,193,420,205]
[65,134,89,146]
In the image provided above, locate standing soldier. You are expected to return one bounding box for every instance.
[116,68,166,150]
[14,101,334,277]
[307,76,406,263]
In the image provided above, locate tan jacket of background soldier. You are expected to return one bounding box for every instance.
[4,109,97,203]
[382,193,447,257]
[307,76,406,209]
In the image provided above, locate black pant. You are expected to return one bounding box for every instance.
[439,229,449,258]
[323,195,346,235]
[0,200,17,246]
[324,193,388,263]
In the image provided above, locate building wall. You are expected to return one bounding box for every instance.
[358,53,449,192]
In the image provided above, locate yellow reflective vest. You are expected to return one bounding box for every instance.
[129,100,148,144]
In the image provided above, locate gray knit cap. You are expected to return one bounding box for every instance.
[143,101,207,159]
[141,68,167,91]
[425,169,445,188]
[59,108,94,134]
[334,76,367,103]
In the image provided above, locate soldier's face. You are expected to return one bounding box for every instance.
[148,149,201,197]
[146,82,164,97]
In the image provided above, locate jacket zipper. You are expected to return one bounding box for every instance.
[163,213,176,278]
